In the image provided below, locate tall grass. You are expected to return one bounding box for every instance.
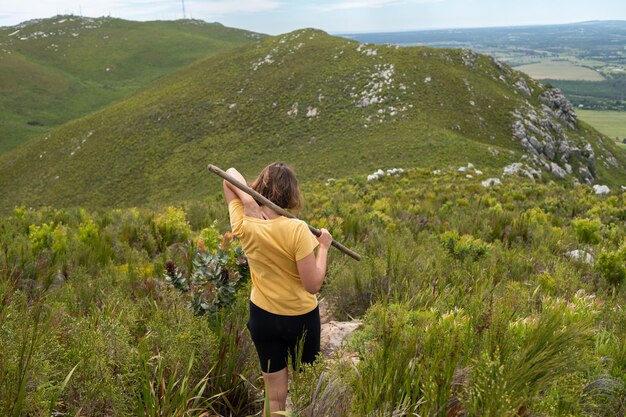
[462,303,594,416]
[0,171,624,415]
[135,350,211,417]
[2,289,51,416]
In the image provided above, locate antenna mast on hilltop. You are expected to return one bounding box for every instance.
[181,0,186,19]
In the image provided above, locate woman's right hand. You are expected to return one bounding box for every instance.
[317,228,332,248]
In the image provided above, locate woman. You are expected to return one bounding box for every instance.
[222,162,332,416]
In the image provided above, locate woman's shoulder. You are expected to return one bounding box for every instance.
[277,217,308,232]
[282,216,306,226]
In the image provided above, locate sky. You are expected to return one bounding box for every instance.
[1,0,625,35]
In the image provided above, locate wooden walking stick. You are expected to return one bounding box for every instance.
[208,164,361,261]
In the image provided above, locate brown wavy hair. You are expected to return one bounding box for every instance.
[251,162,302,211]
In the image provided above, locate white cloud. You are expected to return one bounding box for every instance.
[185,0,282,15]
[316,0,442,12]
[106,0,177,18]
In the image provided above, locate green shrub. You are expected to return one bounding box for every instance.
[28,222,55,252]
[198,221,221,250]
[572,218,602,244]
[77,219,99,245]
[440,230,491,261]
[595,246,626,287]
[155,207,191,248]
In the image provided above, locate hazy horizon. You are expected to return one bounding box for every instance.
[1,0,625,35]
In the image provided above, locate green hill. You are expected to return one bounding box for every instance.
[0,28,624,211]
[0,15,264,153]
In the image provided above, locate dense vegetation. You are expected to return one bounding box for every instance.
[0,203,260,416]
[0,29,623,212]
[1,167,624,416]
[0,15,262,153]
[548,74,626,111]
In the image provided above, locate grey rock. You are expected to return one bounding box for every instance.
[461,49,477,68]
[526,122,545,138]
[513,121,526,139]
[544,142,555,160]
[541,104,554,117]
[529,136,542,151]
[503,162,540,180]
[515,78,532,96]
[564,163,573,174]
[579,166,593,180]
[493,58,508,73]
[550,162,567,179]
[321,321,362,356]
[593,184,610,195]
[559,142,572,158]
[539,88,578,130]
[566,250,594,264]
[521,138,539,156]
[482,178,502,187]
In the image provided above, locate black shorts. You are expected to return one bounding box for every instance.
[247,301,321,373]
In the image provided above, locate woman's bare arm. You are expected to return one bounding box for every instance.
[297,229,332,294]
[222,168,263,218]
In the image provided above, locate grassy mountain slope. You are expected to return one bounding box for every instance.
[0,15,263,153]
[0,29,624,211]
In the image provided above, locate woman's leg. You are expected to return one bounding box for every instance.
[288,306,321,371]
[262,367,288,416]
[247,302,290,415]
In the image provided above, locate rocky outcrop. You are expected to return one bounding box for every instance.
[539,88,578,131]
[515,78,533,96]
[510,87,597,183]
[503,162,541,180]
[461,49,478,68]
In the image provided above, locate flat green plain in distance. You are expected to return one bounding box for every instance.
[515,61,606,81]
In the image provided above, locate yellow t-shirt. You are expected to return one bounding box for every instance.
[228,199,319,315]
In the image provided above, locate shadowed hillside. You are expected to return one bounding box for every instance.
[0,28,624,211]
[0,15,264,153]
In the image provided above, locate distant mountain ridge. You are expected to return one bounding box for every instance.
[340,21,626,112]
[0,15,264,153]
[0,28,623,211]
[339,20,626,47]
[339,21,626,72]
